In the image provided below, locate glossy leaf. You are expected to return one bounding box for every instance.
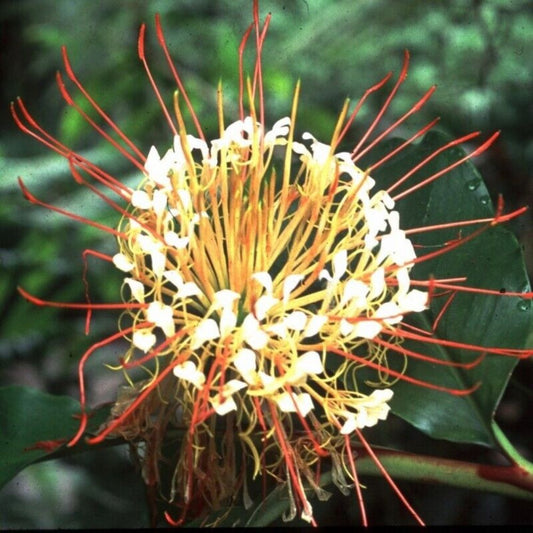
[367,131,532,446]
[0,385,109,489]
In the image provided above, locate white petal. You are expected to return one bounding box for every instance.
[276,392,314,417]
[318,269,333,283]
[257,371,274,388]
[352,320,382,339]
[137,234,159,255]
[340,414,357,435]
[369,267,385,299]
[113,253,134,272]
[173,360,205,388]
[151,250,167,278]
[213,289,241,310]
[211,396,237,416]
[341,279,369,307]
[152,189,168,216]
[132,330,157,353]
[283,274,304,304]
[254,295,279,321]
[163,270,184,289]
[398,289,428,313]
[284,310,307,331]
[369,388,394,404]
[131,190,152,209]
[303,314,327,338]
[375,301,402,325]
[191,318,220,349]
[339,319,355,336]
[332,249,348,281]
[233,348,257,384]
[144,145,161,175]
[224,379,248,395]
[124,278,145,303]
[252,271,273,294]
[176,188,192,211]
[297,351,323,376]
[146,301,175,337]
[219,308,237,337]
[164,231,189,249]
[242,314,269,349]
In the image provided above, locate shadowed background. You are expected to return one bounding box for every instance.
[0,0,531,526]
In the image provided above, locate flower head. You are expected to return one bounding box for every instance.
[13,0,532,527]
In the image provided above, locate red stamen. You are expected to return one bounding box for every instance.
[67,322,149,447]
[18,177,127,238]
[238,23,254,121]
[61,46,146,162]
[393,324,532,358]
[336,72,392,149]
[328,346,481,395]
[343,433,368,526]
[56,71,145,171]
[354,85,437,163]
[375,336,486,369]
[355,428,425,525]
[351,50,410,159]
[138,22,178,137]
[81,249,115,334]
[154,13,205,141]
[366,118,439,174]
[17,286,145,311]
[391,132,499,200]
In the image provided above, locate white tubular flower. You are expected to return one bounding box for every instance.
[210,379,248,415]
[132,330,157,353]
[113,253,135,272]
[340,389,394,434]
[173,361,206,389]
[124,278,145,303]
[146,301,175,337]
[276,391,314,417]
[163,270,202,299]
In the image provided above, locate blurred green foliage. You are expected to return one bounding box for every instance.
[0,0,531,527]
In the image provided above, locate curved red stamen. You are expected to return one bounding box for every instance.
[328,346,481,395]
[355,85,437,163]
[238,23,254,122]
[81,249,115,334]
[56,71,145,171]
[391,132,500,200]
[154,13,205,141]
[355,428,425,525]
[138,21,178,137]
[392,324,533,358]
[336,72,392,149]
[351,49,410,159]
[367,117,440,174]
[18,177,127,238]
[343,433,368,526]
[61,46,146,162]
[375,337,486,369]
[17,286,145,311]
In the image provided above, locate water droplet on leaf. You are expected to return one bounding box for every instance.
[517,299,531,312]
[466,178,481,191]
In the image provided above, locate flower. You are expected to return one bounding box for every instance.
[12,0,532,527]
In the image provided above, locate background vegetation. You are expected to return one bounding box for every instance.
[0,0,531,526]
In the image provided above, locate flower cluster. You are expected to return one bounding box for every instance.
[13,1,532,527]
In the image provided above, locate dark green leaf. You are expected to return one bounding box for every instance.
[367,131,532,446]
[0,385,110,489]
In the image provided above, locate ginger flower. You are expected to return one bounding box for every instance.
[12,1,532,527]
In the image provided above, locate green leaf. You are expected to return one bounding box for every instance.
[367,131,532,446]
[0,385,110,489]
